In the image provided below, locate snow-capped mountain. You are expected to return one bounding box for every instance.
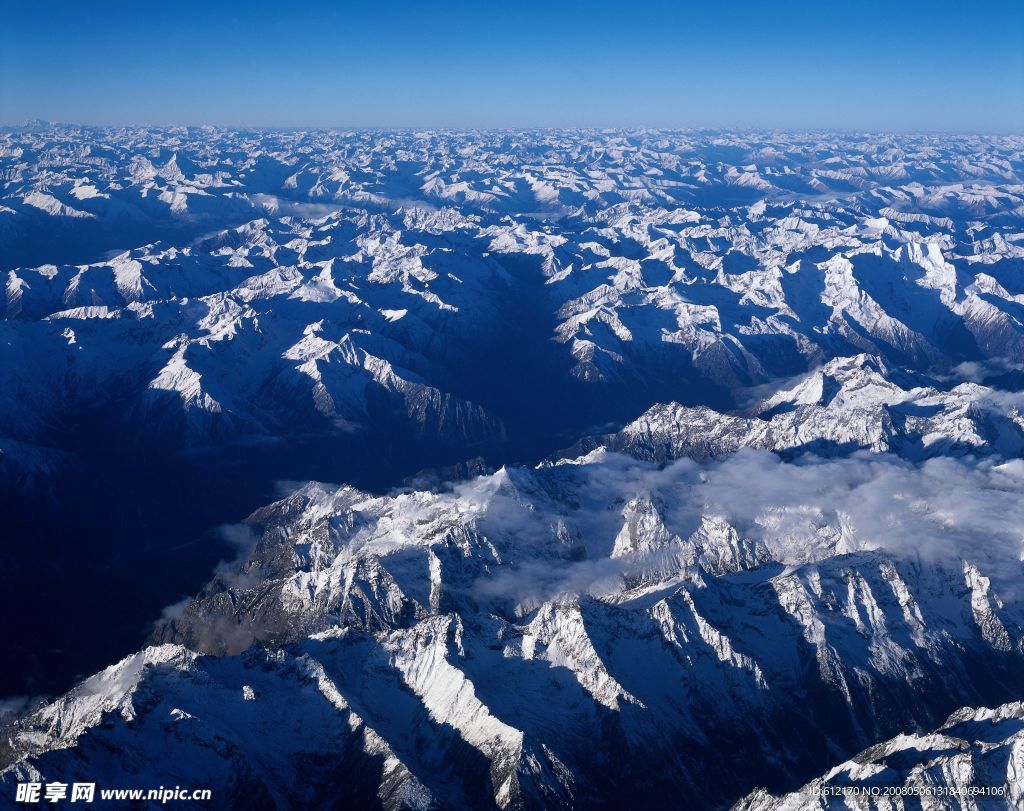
[5,446,1024,808]
[578,353,1024,462]
[6,129,1024,466]
[5,130,1024,468]
[736,701,1024,810]
[3,127,1024,808]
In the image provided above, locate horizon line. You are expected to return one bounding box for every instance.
[3,121,1023,138]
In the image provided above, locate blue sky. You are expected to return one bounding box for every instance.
[2,0,1022,131]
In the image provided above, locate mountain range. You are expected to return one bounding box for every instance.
[2,126,1024,808]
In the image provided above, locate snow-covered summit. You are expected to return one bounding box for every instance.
[589,353,1024,462]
